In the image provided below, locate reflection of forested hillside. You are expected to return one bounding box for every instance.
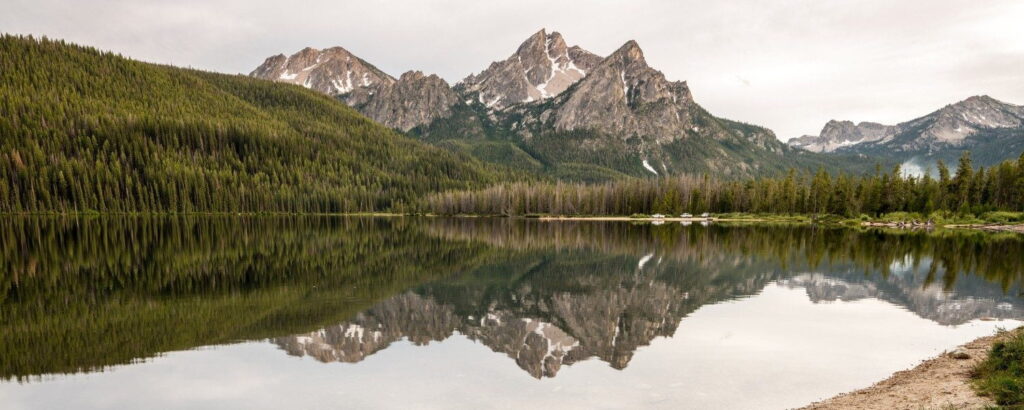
[0,216,495,381]
[276,219,1024,378]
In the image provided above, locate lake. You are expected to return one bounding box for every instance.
[1,216,1022,409]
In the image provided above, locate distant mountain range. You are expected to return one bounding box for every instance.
[252,29,866,181]
[789,95,1024,170]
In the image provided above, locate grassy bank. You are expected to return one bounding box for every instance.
[974,328,1024,406]
[456,211,1024,227]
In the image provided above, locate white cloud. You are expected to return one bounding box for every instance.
[2,0,1022,140]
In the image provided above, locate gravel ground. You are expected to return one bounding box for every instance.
[798,332,1009,410]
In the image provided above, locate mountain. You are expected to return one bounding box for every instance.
[252,47,462,132]
[0,35,508,213]
[252,29,600,131]
[546,40,694,138]
[416,35,867,180]
[788,120,896,153]
[349,70,462,131]
[250,46,395,97]
[253,30,868,181]
[790,95,1024,169]
[459,29,602,109]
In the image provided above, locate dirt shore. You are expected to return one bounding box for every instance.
[536,216,767,222]
[798,332,1008,410]
[860,221,935,229]
[946,223,1024,234]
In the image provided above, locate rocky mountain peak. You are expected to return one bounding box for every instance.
[251,47,464,131]
[459,29,602,109]
[791,95,1024,159]
[515,29,554,54]
[611,40,645,63]
[788,119,896,153]
[398,70,426,81]
[250,46,395,96]
[548,40,693,141]
[915,95,1024,143]
[352,70,461,132]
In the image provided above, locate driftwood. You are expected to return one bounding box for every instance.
[861,220,935,230]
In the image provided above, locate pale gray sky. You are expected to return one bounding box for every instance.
[4,0,1023,140]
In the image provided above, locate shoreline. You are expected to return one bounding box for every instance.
[799,330,1014,410]
[536,216,770,222]
[946,223,1024,234]
[533,216,1024,233]
[1,213,1022,234]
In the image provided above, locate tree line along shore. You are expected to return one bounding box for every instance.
[426,152,1024,223]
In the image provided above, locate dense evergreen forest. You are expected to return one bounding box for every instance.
[0,35,514,213]
[428,152,1024,217]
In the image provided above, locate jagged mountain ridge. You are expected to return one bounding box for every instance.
[459,29,603,109]
[431,37,832,180]
[548,40,695,140]
[251,30,867,180]
[788,120,896,153]
[348,70,462,132]
[251,29,601,132]
[250,46,395,96]
[789,95,1024,168]
[422,34,850,179]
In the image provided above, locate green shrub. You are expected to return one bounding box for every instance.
[980,212,1024,224]
[975,329,1024,405]
[879,212,925,222]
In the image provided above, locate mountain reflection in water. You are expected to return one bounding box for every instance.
[274,218,1024,379]
[1,216,1023,382]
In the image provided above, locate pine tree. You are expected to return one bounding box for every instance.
[954,152,974,213]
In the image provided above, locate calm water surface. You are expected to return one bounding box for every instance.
[1,217,1023,409]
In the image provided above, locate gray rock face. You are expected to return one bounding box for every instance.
[788,120,896,153]
[251,48,460,131]
[250,46,395,96]
[353,71,461,131]
[790,95,1024,153]
[250,30,797,178]
[950,348,971,360]
[460,29,602,109]
[547,40,694,142]
[894,95,1024,149]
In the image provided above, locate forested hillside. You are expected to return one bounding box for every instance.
[0,35,510,213]
[412,100,878,182]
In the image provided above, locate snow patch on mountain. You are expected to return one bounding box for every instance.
[642,159,658,175]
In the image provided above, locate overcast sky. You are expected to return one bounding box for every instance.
[4,0,1023,140]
